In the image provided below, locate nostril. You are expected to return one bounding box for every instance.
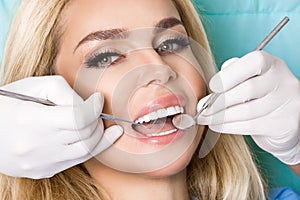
[137,64,177,87]
[165,67,177,81]
[152,65,177,83]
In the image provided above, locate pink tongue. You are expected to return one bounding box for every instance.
[133,118,176,136]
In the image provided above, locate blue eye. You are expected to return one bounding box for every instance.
[85,50,125,68]
[156,37,190,55]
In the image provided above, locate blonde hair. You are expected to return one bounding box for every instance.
[0,0,266,199]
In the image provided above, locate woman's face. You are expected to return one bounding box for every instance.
[56,0,207,176]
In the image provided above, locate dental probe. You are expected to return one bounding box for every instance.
[172,16,290,131]
[255,16,289,51]
[0,89,56,106]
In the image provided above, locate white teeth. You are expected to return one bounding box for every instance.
[143,115,151,123]
[157,109,167,118]
[166,107,177,116]
[146,129,178,137]
[135,106,184,124]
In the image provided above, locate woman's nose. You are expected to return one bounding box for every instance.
[140,64,177,86]
[133,50,177,85]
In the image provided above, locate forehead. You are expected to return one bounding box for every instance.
[63,0,180,31]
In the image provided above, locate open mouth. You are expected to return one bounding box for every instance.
[132,105,184,137]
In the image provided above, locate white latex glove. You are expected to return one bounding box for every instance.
[0,76,123,179]
[197,51,300,165]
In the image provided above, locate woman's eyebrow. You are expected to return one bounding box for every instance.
[73,28,127,53]
[154,17,183,34]
[73,17,183,53]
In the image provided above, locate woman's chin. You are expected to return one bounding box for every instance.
[91,125,204,178]
[141,148,194,178]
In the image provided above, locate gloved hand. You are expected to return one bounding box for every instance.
[197,51,300,165]
[0,75,123,179]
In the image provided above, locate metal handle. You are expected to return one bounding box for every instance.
[0,89,56,106]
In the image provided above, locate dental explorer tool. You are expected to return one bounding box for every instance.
[255,16,289,51]
[172,16,290,131]
[0,89,56,106]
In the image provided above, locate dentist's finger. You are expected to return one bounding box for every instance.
[220,57,239,70]
[58,120,99,145]
[208,115,294,137]
[72,93,104,130]
[45,93,104,130]
[42,129,121,179]
[197,94,281,126]
[209,51,273,93]
[89,125,123,157]
[59,124,123,161]
[60,128,104,161]
[198,70,277,116]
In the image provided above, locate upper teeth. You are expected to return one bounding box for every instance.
[135,106,184,124]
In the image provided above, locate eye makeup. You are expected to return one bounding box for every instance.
[82,29,191,69]
[84,48,126,69]
[155,35,190,55]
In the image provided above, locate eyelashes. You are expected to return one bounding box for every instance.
[84,36,190,69]
[84,50,125,69]
[155,36,190,55]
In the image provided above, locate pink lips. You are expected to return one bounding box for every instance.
[138,126,185,145]
[133,93,186,145]
[133,93,185,121]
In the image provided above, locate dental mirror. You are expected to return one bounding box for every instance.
[172,93,219,130]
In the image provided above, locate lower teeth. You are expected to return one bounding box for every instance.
[132,116,178,137]
[146,129,177,137]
